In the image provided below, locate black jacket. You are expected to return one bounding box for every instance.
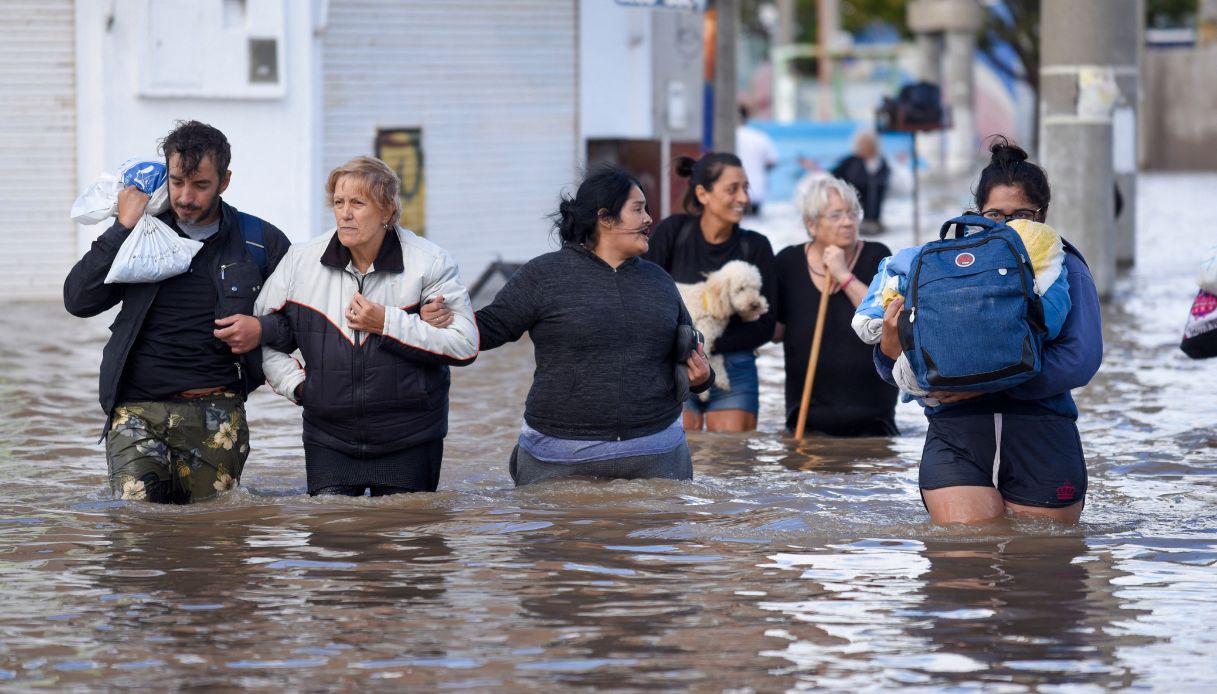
[254,226,480,456]
[476,244,710,441]
[63,200,290,418]
[832,154,890,221]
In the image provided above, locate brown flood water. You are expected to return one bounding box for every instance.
[1,174,1215,691]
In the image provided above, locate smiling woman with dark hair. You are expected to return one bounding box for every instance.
[469,165,713,486]
[645,152,778,433]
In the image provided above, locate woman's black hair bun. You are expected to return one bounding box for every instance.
[557,195,576,219]
[673,155,696,178]
[988,135,1029,165]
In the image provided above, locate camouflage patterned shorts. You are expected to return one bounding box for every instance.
[106,392,250,504]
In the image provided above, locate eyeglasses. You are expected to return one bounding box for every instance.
[821,209,862,223]
[979,208,1040,223]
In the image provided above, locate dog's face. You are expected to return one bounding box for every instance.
[721,262,768,322]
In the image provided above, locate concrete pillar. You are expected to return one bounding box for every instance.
[906,0,983,175]
[710,0,739,153]
[1112,1,1141,267]
[943,29,976,174]
[913,33,944,172]
[771,0,797,124]
[1040,0,1136,299]
[914,32,943,84]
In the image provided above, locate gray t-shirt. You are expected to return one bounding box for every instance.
[178,219,221,241]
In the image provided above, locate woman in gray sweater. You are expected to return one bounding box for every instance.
[470,166,713,485]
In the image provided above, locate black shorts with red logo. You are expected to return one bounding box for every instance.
[919,411,1087,508]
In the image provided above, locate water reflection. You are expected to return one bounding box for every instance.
[914,537,1133,689]
[781,435,905,473]
[282,511,451,610]
[511,531,692,689]
[758,536,1149,689]
[90,508,272,679]
[758,539,939,688]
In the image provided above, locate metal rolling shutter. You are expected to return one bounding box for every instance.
[322,0,577,281]
[0,1,77,299]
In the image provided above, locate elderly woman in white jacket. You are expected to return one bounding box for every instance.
[255,156,478,496]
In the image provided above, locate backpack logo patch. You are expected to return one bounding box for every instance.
[955,252,976,268]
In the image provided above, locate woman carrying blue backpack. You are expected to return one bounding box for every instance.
[875,137,1103,525]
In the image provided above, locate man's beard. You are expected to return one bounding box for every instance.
[175,194,221,224]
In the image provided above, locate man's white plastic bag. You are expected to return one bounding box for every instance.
[70,174,125,225]
[71,156,170,225]
[103,214,204,284]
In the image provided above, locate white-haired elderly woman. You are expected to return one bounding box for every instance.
[772,176,899,436]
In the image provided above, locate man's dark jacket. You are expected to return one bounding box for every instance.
[832,154,890,222]
[63,200,290,418]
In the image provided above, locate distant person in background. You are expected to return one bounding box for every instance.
[735,104,779,216]
[832,130,891,235]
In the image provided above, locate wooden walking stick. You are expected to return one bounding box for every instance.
[794,277,835,440]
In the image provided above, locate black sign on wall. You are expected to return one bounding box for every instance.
[375,128,426,235]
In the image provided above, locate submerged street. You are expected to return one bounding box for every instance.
[0,173,1215,691]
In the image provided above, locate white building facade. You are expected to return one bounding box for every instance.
[3,0,580,299]
[579,0,704,219]
[1,0,80,298]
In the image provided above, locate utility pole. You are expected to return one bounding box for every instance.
[1040,0,1136,298]
[772,0,797,123]
[776,0,794,48]
[1201,0,1217,44]
[816,0,839,120]
[707,0,739,153]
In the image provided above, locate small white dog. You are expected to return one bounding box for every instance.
[677,260,769,398]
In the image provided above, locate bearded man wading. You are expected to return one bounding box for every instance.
[64,121,291,504]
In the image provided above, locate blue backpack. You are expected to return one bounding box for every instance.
[898,214,1047,392]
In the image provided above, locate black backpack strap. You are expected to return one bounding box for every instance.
[237,211,269,277]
